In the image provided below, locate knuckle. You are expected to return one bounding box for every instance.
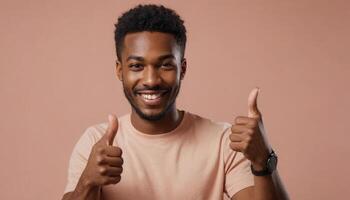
[234,117,241,124]
[99,167,107,175]
[229,134,234,141]
[110,176,121,185]
[246,129,254,135]
[96,147,105,154]
[245,136,252,143]
[109,146,122,156]
[120,157,124,165]
[116,148,123,156]
[114,175,122,183]
[230,126,237,133]
[247,118,258,128]
[96,156,104,165]
[229,142,239,151]
[250,120,258,127]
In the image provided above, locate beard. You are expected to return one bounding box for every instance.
[122,81,181,121]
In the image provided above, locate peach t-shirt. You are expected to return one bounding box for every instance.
[64,112,254,200]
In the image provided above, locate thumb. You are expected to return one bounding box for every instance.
[104,114,119,146]
[248,87,261,119]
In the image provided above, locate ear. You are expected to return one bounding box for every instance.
[180,58,187,80]
[116,60,123,81]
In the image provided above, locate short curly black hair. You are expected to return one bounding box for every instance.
[114,4,187,61]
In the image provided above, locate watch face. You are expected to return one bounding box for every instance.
[267,156,277,171]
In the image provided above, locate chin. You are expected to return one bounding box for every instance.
[135,101,176,121]
[136,108,167,121]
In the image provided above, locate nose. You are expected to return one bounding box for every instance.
[142,66,161,88]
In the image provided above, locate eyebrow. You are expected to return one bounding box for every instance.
[126,54,175,62]
[126,55,144,62]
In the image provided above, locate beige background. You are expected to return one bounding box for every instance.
[1,0,349,199]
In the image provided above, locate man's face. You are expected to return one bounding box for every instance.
[116,32,186,121]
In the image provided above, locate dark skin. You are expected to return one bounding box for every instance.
[62,31,289,200]
[117,31,187,135]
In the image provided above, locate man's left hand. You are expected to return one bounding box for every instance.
[229,88,272,171]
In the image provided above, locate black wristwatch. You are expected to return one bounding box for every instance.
[251,150,278,176]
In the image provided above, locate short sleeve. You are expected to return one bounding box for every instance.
[63,127,97,194]
[222,128,254,198]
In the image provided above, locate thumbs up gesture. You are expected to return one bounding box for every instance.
[229,88,272,170]
[80,114,124,187]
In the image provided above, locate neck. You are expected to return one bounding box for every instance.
[130,106,184,135]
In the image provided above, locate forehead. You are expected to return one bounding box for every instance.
[122,32,180,60]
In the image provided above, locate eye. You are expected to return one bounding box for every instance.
[161,63,175,70]
[129,63,143,71]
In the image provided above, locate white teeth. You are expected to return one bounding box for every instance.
[141,93,161,100]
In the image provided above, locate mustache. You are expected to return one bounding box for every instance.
[133,85,170,93]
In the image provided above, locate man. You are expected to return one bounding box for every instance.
[62,4,289,200]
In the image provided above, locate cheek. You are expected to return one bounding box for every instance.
[162,71,180,85]
[123,71,140,88]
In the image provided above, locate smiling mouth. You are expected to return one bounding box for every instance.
[136,90,169,106]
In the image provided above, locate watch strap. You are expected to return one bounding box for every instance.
[250,164,272,176]
[250,150,277,176]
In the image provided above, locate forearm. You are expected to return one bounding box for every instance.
[253,170,289,200]
[62,178,101,200]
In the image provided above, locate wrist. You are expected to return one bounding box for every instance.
[76,175,98,193]
[251,149,278,176]
[251,161,266,171]
[251,150,271,171]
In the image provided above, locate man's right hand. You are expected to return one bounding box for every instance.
[80,114,123,188]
